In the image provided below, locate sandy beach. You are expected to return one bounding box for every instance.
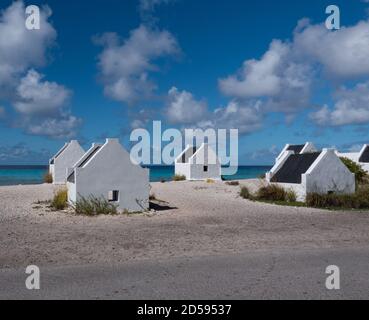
[1,179,369,269]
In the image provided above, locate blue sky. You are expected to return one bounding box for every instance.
[1,0,369,165]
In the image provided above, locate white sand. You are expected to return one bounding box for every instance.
[1,180,369,269]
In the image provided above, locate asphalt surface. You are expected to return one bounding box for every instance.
[1,247,368,300]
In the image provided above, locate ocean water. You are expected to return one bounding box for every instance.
[0,165,272,186]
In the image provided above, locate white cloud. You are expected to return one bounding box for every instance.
[0,1,81,139]
[212,100,263,134]
[95,25,180,104]
[14,70,71,116]
[166,87,208,124]
[0,1,56,94]
[294,19,369,78]
[218,15,369,124]
[310,82,369,126]
[12,70,81,139]
[219,39,312,114]
[219,40,288,98]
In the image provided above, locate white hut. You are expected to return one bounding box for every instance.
[175,143,221,181]
[337,144,369,173]
[266,148,355,202]
[67,138,149,213]
[49,140,85,185]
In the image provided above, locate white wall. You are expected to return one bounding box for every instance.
[52,141,85,185]
[68,139,149,213]
[175,163,191,179]
[189,144,221,180]
[304,149,355,197]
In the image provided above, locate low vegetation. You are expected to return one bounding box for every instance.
[51,189,68,210]
[43,172,53,184]
[240,186,252,200]
[206,179,215,184]
[306,186,369,209]
[256,184,288,202]
[74,196,118,216]
[340,157,368,186]
[240,184,301,206]
[173,174,186,181]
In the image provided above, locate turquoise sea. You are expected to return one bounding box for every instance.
[0,165,272,186]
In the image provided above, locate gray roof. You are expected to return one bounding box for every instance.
[286,144,305,154]
[180,147,197,163]
[359,146,369,163]
[272,152,321,184]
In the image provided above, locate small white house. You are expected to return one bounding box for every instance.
[275,142,317,165]
[49,140,85,185]
[337,144,369,173]
[175,143,221,181]
[266,148,355,202]
[67,138,149,213]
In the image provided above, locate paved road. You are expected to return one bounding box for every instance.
[0,247,368,300]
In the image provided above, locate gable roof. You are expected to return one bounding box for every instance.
[50,143,69,164]
[78,146,101,168]
[359,145,369,163]
[286,144,305,154]
[272,152,321,184]
[177,146,197,163]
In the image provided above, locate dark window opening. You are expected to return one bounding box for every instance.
[204,166,208,172]
[108,190,119,202]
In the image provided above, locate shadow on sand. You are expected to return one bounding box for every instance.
[149,201,178,212]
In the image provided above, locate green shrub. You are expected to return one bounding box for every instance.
[306,187,369,209]
[43,172,53,184]
[340,157,368,185]
[173,174,186,181]
[226,181,240,186]
[51,189,68,210]
[74,196,118,216]
[286,189,297,203]
[240,186,253,200]
[256,184,287,202]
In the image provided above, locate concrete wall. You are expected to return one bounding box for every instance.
[175,163,191,179]
[52,141,85,185]
[68,139,149,213]
[304,149,355,198]
[189,144,221,180]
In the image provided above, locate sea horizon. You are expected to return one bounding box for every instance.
[0,164,272,186]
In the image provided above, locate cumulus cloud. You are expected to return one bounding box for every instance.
[0,1,56,95]
[95,25,180,104]
[166,87,208,124]
[12,70,81,139]
[310,82,369,126]
[294,19,369,78]
[219,41,289,98]
[14,70,71,116]
[163,86,263,134]
[218,15,369,126]
[0,1,81,139]
[212,100,263,134]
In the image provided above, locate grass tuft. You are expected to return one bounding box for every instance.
[43,172,53,184]
[74,196,118,216]
[51,189,68,210]
[173,174,186,181]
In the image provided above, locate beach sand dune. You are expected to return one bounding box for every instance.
[1,180,369,269]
